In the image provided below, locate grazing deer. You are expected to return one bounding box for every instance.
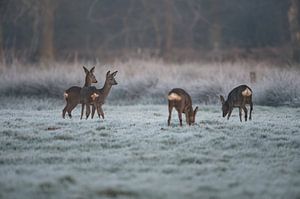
[167,88,198,126]
[80,70,118,120]
[220,84,253,122]
[62,66,97,118]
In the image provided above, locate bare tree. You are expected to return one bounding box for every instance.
[0,20,3,64]
[210,0,222,51]
[163,0,173,59]
[40,0,56,63]
[142,0,162,52]
[288,0,300,62]
[0,0,6,64]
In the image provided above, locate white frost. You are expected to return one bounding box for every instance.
[0,100,300,199]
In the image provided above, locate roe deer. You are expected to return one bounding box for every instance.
[80,70,118,120]
[62,66,97,118]
[220,84,253,122]
[167,88,198,126]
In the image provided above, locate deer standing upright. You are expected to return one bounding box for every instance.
[62,66,97,118]
[80,70,118,120]
[167,88,198,126]
[220,84,253,122]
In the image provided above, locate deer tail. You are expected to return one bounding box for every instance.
[168,93,182,101]
[242,88,252,97]
[63,92,68,100]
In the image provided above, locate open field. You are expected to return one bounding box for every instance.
[1,99,300,199]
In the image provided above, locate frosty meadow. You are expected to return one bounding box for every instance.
[0,60,300,199]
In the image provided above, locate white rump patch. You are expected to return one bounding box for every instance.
[63,92,68,99]
[168,93,182,101]
[242,88,252,97]
[91,93,99,101]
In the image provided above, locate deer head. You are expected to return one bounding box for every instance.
[220,95,229,117]
[83,66,98,84]
[186,106,198,125]
[105,70,118,85]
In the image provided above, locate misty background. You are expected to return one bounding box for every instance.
[0,0,300,106]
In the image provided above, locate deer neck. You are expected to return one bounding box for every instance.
[100,81,112,100]
[84,76,91,87]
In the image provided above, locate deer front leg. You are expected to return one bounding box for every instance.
[167,102,173,126]
[85,103,91,119]
[243,106,248,122]
[96,104,104,119]
[227,107,233,120]
[80,103,85,120]
[185,111,191,126]
[99,105,105,119]
[91,104,96,119]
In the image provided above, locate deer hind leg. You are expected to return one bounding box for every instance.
[67,102,78,118]
[243,106,248,121]
[249,101,253,120]
[62,99,72,118]
[167,101,173,126]
[239,107,243,122]
[178,110,183,126]
[62,104,68,119]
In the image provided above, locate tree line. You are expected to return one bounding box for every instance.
[0,0,299,64]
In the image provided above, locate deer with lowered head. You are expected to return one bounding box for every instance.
[167,88,198,126]
[220,84,253,122]
[62,66,97,118]
[80,70,118,120]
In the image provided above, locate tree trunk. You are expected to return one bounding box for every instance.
[0,22,3,64]
[40,0,55,63]
[0,2,4,65]
[210,0,221,51]
[288,0,300,62]
[142,1,162,56]
[163,0,173,60]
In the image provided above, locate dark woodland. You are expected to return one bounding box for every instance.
[0,0,299,63]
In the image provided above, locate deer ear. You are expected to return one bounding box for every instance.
[83,66,89,74]
[194,106,198,115]
[111,71,118,77]
[90,66,95,73]
[220,95,225,104]
[106,71,111,77]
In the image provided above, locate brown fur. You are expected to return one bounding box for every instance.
[167,88,198,126]
[220,85,253,122]
[80,70,118,120]
[62,66,97,119]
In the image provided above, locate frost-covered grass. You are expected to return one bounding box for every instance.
[0,59,300,106]
[0,98,300,199]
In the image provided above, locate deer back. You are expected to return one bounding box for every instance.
[168,88,192,111]
[227,85,252,106]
